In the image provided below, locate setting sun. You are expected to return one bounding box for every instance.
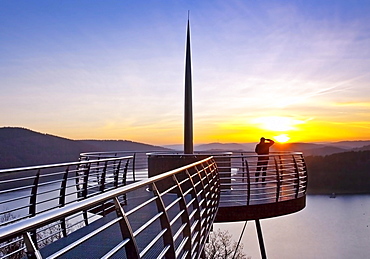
[274,134,290,143]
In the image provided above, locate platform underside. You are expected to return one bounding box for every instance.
[215,195,306,222]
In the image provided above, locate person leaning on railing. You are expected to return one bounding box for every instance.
[255,137,275,183]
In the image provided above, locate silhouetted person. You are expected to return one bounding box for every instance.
[255,137,275,182]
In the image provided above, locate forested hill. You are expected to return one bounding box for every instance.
[1,127,370,194]
[305,150,370,194]
[0,127,169,169]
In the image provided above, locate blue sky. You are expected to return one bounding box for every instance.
[1,0,370,145]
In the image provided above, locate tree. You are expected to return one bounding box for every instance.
[1,211,83,258]
[204,229,250,259]
[0,212,24,259]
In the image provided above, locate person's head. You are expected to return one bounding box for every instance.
[260,137,265,143]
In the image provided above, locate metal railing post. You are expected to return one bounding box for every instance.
[23,232,42,259]
[80,163,91,226]
[100,161,108,192]
[29,170,40,218]
[172,175,192,258]
[151,182,176,258]
[278,155,283,182]
[241,154,245,181]
[301,154,308,193]
[59,166,69,237]
[113,197,139,259]
[274,157,281,203]
[185,168,202,256]
[132,153,136,182]
[113,160,122,188]
[29,169,40,245]
[245,157,251,206]
[293,155,300,198]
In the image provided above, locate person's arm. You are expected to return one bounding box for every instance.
[266,139,275,146]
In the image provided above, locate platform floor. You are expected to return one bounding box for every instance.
[39,173,306,257]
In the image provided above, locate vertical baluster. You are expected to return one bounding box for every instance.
[81,163,91,226]
[301,154,308,193]
[172,175,192,258]
[245,157,251,206]
[293,155,300,198]
[100,161,108,193]
[29,169,40,245]
[132,153,136,182]
[23,232,42,259]
[113,197,139,259]
[59,166,69,237]
[279,155,284,182]
[241,153,245,182]
[151,182,176,258]
[122,159,130,205]
[195,164,209,232]
[29,170,40,217]
[274,157,281,203]
[185,168,202,256]
[113,160,122,188]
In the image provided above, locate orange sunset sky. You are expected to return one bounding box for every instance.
[1,1,370,145]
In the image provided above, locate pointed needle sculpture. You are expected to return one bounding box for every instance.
[184,14,193,154]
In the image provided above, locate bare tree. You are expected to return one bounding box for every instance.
[0,212,24,259]
[1,211,83,258]
[204,228,250,259]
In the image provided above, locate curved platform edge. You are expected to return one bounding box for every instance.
[215,195,306,222]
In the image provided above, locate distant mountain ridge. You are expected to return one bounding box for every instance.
[1,127,370,194]
[0,127,168,169]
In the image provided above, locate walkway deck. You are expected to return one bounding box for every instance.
[39,189,165,259]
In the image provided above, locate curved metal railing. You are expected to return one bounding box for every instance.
[216,152,307,206]
[79,151,158,182]
[0,157,219,259]
[79,151,308,206]
[0,156,132,227]
[79,151,308,221]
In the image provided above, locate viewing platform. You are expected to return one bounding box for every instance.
[0,150,307,258]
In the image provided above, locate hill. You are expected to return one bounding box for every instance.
[1,127,370,194]
[0,127,168,169]
[305,150,370,194]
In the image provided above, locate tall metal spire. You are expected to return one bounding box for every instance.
[184,15,193,154]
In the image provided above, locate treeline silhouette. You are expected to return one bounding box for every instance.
[1,127,370,194]
[0,127,168,169]
[305,150,370,194]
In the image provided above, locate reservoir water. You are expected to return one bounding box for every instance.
[215,195,370,259]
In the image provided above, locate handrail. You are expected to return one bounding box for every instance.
[215,152,307,208]
[0,157,220,259]
[0,156,132,228]
[79,150,161,182]
[78,151,308,207]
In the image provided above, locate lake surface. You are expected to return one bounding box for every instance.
[215,195,370,259]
